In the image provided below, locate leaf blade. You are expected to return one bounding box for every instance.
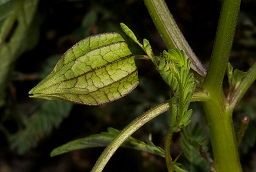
[50,128,165,158]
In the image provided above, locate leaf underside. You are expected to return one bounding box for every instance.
[29,33,139,105]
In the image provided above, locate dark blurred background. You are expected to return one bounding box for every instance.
[1,0,256,171]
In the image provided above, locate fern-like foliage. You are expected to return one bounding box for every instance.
[156,49,195,130]
[180,115,211,172]
[121,23,195,130]
[9,100,72,154]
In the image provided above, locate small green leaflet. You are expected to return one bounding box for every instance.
[227,63,246,91]
[156,49,195,129]
[29,33,139,105]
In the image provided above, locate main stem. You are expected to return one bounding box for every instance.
[203,0,241,171]
[144,0,242,171]
[203,98,242,171]
[203,0,241,94]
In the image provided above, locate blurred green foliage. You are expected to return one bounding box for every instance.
[0,0,256,171]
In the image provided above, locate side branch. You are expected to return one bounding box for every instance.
[91,102,170,172]
[230,62,256,110]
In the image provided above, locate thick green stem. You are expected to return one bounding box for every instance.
[202,0,242,171]
[204,0,241,95]
[144,0,206,76]
[203,99,242,171]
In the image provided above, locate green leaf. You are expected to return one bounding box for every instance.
[227,63,246,90]
[50,127,165,157]
[0,0,39,106]
[120,23,155,61]
[143,38,155,61]
[173,164,188,172]
[120,22,142,48]
[29,33,139,105]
